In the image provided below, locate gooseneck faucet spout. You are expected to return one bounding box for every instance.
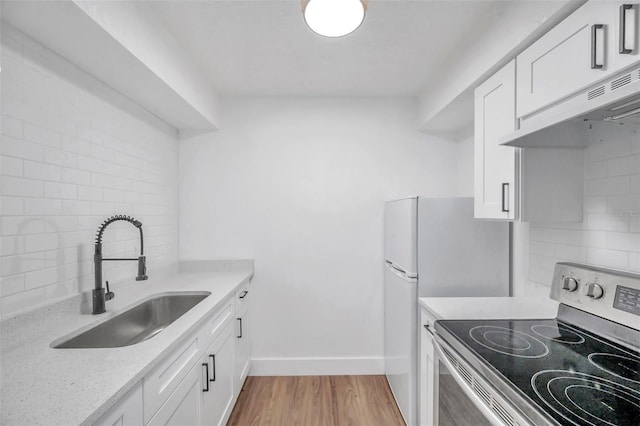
[93,215,148,314]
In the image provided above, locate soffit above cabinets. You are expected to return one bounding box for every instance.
[1,1,220,132]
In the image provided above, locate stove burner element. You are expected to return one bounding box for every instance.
[532,370,640,426]
[588,353,640,384]
[531,324,585,344]
[469,326,549,358]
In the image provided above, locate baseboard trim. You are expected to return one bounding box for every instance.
[250,356,385,376]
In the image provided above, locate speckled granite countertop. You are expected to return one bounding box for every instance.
[1,260,253,426]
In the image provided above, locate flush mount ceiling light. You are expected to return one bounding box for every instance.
[302,0,367,38]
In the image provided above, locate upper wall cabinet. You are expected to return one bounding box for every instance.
[474,61,584,222]
[517,1,639,121]
[474,61,518,220]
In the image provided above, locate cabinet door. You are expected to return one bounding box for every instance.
[94,383,143,426]
[516,2,630,119]
[147,363,202,426]
[234,307,251,397]
[201,322,235,426]
[474,60,517,220]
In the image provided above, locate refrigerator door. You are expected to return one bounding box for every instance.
[384,197,418,277]
[417,197,509,297]
[384,262,417,426]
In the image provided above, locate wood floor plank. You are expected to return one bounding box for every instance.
[227,376,405,426]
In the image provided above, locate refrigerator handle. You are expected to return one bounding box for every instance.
[386,260,409,279]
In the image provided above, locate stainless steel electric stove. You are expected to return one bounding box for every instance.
[434,263,640,426]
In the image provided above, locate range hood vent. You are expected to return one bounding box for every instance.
[502,65,640,148]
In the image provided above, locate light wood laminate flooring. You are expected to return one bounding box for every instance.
[227,376,405,426]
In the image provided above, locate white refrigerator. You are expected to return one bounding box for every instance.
[384,197,509,425]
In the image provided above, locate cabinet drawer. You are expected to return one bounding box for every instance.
[147,361,202,426]
[143,300,233,424]
[235,284,250,310]
[143,331,204,424]
[201,298,233,347]
[94,382,143,426]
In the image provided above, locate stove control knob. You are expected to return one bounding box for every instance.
[562,277,579,292]
[586,282,604,299]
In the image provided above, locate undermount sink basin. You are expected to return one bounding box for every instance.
[52,292,211,349]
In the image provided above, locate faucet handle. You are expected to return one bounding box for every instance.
[105,281,115,301]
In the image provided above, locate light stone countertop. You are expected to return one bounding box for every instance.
[419,296,560,324]
[0,260,254,426]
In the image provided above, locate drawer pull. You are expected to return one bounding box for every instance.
[239,290,248,299]
[202,363,209,392]
[210,354,216,382]
[620,4,634,54]
[591,24,605,69]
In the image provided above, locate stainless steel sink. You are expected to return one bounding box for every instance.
[52,292,211,348]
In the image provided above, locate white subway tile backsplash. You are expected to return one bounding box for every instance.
[2,217,45,235]
[77,185,103,201]
[24,233,59,252]
[587,213,629,232]
[586,176,630,196]
[1,287,46,315]
[24,198,63,216]
[0,176,43,197]
[23,123,62,148]
[44,146,76,168]
[526,133,640,288]
[608,154,640,177]
[23,160,62,182]
[44,181,77,200]
[606,232,640,252]
[1,252,45,275]
[0,274,25,297]
[0,27,178,318]
[587,248,629,269]
[1,156,24,177]
[1,236,24,257]
[585,160,607,179]
[584,196,607,213]
[1,196,23,215]
[1,135,45,161]
[1,115,24,138]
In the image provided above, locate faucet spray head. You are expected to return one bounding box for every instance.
[136,256,148,281]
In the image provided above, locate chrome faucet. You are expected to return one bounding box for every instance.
[93,215,148,314]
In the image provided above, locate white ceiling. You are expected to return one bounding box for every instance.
[147,0,523,97]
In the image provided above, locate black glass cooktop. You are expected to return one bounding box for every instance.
[436,319,640,426]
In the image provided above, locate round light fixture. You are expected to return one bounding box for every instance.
[302,0,367,38]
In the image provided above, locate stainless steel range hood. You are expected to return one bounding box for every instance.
[502,65,640,148]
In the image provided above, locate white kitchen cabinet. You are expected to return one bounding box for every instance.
[94,383,143,426]
[474,60,517,220]
[419,308,437,426]
[517,1,639,120]
[474,61,584,222]
[201,321,236,426]
[234,285,251,397]
[147,362,203,426]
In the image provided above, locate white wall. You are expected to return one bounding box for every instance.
[179,97,459,374]
[0,26,179,318]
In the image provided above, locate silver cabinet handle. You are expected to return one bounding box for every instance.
[501,183,509,213]
[620,4,634,54]
[591,24,605,69]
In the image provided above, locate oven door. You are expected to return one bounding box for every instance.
[432,334,530,426]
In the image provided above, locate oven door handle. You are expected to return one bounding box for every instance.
[433,335,513,426]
